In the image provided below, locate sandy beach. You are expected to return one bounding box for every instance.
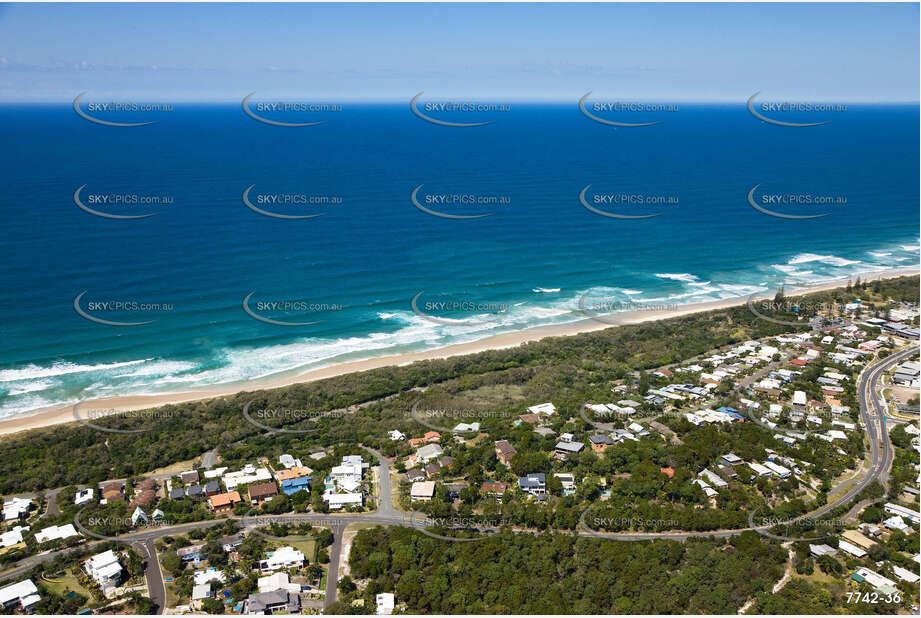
[1,266,917,437]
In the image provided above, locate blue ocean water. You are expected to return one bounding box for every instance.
[0,103,917,419]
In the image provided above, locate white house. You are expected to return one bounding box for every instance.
[84,550,123,590]
[388,430,405,441]
[131,506,148,527]
[323,491,363,510]
[527,403,556,416]
[747,462,772,478]
[0,526,27,549]
[410,481,436,502]
[34,524,79,543]
[258,572,300,594]
[884,502,920,524]
[376,592,395,615]
[75,488,94,506]
[2,497,31,522]
[278,454,302,469]
[0,579,39,611]
[261,546,304,571]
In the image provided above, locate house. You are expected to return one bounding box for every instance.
[388,430,405,441]
[131,507,148,527]
[517,473,546,497]
[653,368,673,378]
[260,546,305,571]
[84,549,123,590]
[376,592,395,615]
[891,565,920,584]
[280,476,311,496]
[204,481,221,496]
[34,524,79,544]
[762,461,791,479]
[480,481,507,498]
[243,589,301,615]
[882,515,909,532]
[277,454,302,469]
[851,568,898,596]
[660,467,675,479]
[792,390,807,411]
[554,440,584,460]
[841,529,875,550]
[453,422,480,432]
[423,431,441,443]
[809,544,836,557]
[248,482,279,506]
[518,413,541,425]
[187,485,204,500]
[2,497,32,521]
[693,479,718,498]
[208,491,242,514]
[75,488,94,506]
[414,444,444,464]
[526,402,556,416]
[410,481,436,502]
[177,544,204,562]
[554,473,576,495]
[837,540,867,558]
[258,572,300,594]
[0,579,40,612]
[698,469,728,489]
[884,502,921,524]
[324,492,363,510]
[131,489,157,507]
[219,534,244,552]
[1,526,27,549]
[191,583,213,609]
[180,470,200,485]
[405,469,425,483]
[424,463,441,478]
[494,440,517,465]
[747,462,772,478]
[588,434,614,452]
[100,482,125,503]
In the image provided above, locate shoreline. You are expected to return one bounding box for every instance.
[1,266,917,437]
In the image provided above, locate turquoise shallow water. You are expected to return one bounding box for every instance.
[0,103,917,418]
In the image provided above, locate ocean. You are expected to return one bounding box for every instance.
[0,102,917,419]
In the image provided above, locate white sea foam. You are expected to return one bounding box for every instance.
[655,273,699,283]
[788,253,861,267]
[532,287,561,293]
[0,359,151,383]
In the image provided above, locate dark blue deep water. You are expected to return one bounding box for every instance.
[0,102,917,417]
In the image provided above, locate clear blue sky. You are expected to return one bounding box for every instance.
[0,2,917,102]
